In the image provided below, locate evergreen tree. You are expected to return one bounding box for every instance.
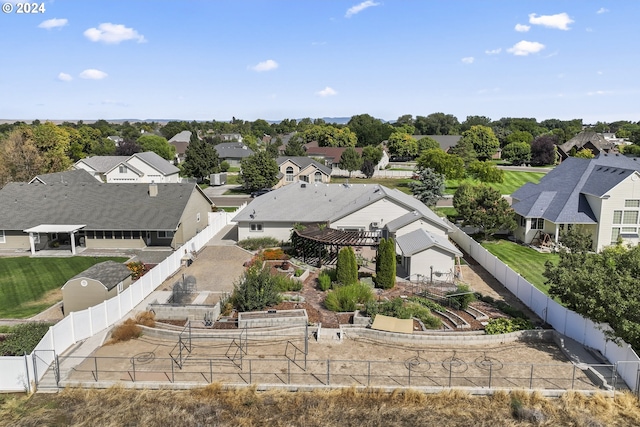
[409,167,445,207]
[336,246,358,285]
[239,151,279,191]
[182,137,220,181]
[283,134,306,156]
[339,147,363,177]
[375,238,396,289]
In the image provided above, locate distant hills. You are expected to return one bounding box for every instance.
[0,117,360,125]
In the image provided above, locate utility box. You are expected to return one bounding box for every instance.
[210,173,227,186]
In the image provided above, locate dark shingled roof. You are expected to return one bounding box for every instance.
[214,142,254,159]
[0,182,209,231]
[512,154,640,223]
[276,156,332,176]
[68,261,131,291]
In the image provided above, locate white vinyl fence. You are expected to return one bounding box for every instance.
[0,206,245,392]
[449,225,640,393]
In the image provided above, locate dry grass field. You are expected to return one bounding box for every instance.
[1,385,640,426]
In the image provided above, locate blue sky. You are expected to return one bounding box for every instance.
[1,0,638,123]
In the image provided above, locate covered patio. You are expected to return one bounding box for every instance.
[23,224,86,255]
[291,224,380,267]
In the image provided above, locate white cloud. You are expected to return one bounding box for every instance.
[38,18,68,30]
[507,40,545,56]
[316,86,337,97]
[345,1,380,18]
[528,13,574,30]
[249,59,279,72]
[83,23,146,44]
[515,23,530,32]
[79,69,108,80]
[587,90,612,96]
[461,57,474,64]
[485,48,501,55]
[57,72,72,82]
[597,7,609,14]
[597,70,603,75]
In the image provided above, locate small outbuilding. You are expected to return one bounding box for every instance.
[395,228,462,282]
[61,261,132,315]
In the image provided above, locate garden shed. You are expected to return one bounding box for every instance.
[61,261,132,315]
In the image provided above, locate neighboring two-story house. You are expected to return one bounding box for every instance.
[214,142,254,167]
[512,154,640,252]
[275,156,332,188]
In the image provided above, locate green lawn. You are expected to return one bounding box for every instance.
[0,257,128,318]
[481,240,558,295]
[445,171,546,195]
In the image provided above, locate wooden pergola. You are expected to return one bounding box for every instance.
[291,224,381,267]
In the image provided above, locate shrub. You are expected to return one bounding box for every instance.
[238,237,280,251]
[484,318,532,334]
[375,238,396,289]
[324,282,374,312]
[336,247,358,286]
[294,269,304,277]
[407,296,446,312]
[273,274,303,292]
[126,261,148,280]
[262,248,287,260]
[220,160,230,172]
[0,322,51,356]
[317,271,332,291]
[367,297,442,329]
[135,311,156,328]
[108,319,142,344]
[445,284,475,310]
[232,263,282,311]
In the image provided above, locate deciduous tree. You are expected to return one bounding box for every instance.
[339,147,363,177]
[347,114,393,146]
[453,183,516,239]
[467,161,504,183]
[283,134,306,156]
[459,125,500,161]
[387,132,418,159]
[32,121,72,173]
[0,128,43,186]
[416,149,465,180]
[502,142,531,166]
[137,134,176,160]
[239,151,279,191]
[530,135,558,166]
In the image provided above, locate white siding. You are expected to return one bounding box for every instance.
[105,165,141,183]
[126,157,180,183]
[237,221,293,242]
[595,173,640,251]
[407,247,456,277]
[333,199,409,231]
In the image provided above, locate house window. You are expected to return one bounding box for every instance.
[197,213,201,222]
[250,223,263,232]
[0,230,4,243]
[315,171,322,183]
[300,175,309,183]
[286,166,294,182]
[612,227,621,243]
[625,199,640,208]
[117,282,124,293]
[613,211,622,224]
[622,227,637,233]
[119,165,127,174]
[623,211,638,224]
[519,216,526,227]
[531,218,544,230]
[158,231,175,239]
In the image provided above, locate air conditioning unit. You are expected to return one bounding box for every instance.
[371,221,380,228]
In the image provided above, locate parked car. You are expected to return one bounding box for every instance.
[250,188,272,198]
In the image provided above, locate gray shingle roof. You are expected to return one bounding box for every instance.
[29,169,100,185]
[168,130,192,143]
[214,142,254,159]
[395,228,462,257]
[0,182,208,231]
[233,182,451,232]
[77,156,129,173]
[512,154,640,223]
[276,156,332,176]
[411,135,462,152]
[68,261,131,291]
[131,152,179,176]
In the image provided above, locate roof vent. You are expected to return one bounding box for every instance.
[149,181,158,197]
[301,183,306,188]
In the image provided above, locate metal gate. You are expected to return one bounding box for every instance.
[32,350,59,391]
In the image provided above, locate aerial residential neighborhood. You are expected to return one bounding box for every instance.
[1,0,640,425]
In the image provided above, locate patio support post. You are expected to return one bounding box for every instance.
[554,224,559,243]
[70,230,77,255]
[28,233,36,255]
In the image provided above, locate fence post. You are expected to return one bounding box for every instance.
[171,359,175,383]
[327,359,330,386]
[448,362,452,387]
[408,362,411,386]
[23,354,31,394]
[368,361,371,387]
[210,359,213,383]
[529,365,534,389]
[95,357,99,382]
[132,358,136,382]
[249,359,252,384]
[288,359,291,385]
[571,364,576,389]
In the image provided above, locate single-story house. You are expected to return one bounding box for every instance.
[0,180,214,254]
[275,156,332,188]
[233,182,458,275]
[74,151,180,183]
[511,153,640,252]
[29,169,100,186]
[304,142,390,171]
[214,142,254,167]
[62,261,132,315]
[168,130,192,164]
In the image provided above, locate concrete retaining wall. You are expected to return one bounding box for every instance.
[147,302,221,322]
[238,309,308,329]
